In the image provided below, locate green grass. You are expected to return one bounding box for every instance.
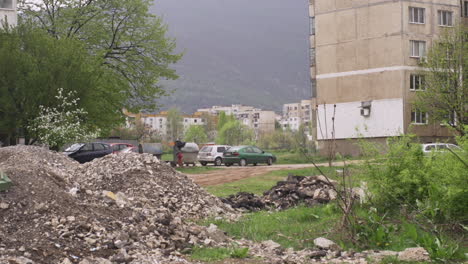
[269,150,357,165]
[205,166,340,197]
[176,166,220,174]
[190,246,249,262]
[161,153,173,161]
[205,204,341,250]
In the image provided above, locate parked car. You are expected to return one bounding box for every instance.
[198,145,230,166]
[223,146,276,167]
[109,143,134,154]
[422,143,462,155]
[120,146,139,153]
[64,142,112,163]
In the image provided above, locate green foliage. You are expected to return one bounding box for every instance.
[360,134,468,223]
[216,120,254,146]
[166,108,184,141]
[184,125,208,144]
[190,246,249,261]
[206,204,341,250]
[20,0,182,110]
[415,24,467,136]
[0,24,123,144]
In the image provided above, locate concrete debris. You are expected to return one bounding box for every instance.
[397,247,431,262]
[313,237,340,251]
[0,146,236,264]
[222,174,339,211]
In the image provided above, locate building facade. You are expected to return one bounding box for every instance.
[198,105,277,136]
[309,0,467,155]
[0,0,17,27]
[280,100,313,132]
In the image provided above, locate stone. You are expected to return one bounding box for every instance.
[61,258,73,264]
[313,237,340,251]
[367,250,398,262]
[262,240,282,253]
[0,202,9,209]
[398,247,431,262]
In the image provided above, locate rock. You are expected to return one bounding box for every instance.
[79,258,112,264]
[328,189,338,200]
[398,247,431,262]
[262,240,282,253]
[7,257,35,264]
[308,250,327,259]
[368,250,398,262]
[61,258,73,264]
[0,202,9,209]
[313,237,340,251]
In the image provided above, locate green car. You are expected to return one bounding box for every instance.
[223,146,277,167]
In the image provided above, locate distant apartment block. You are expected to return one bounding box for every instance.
[0,0,17,27]
[280,100,313,132]
[198,105,277,136]
[309,0,467,155]
[125,111,206,138]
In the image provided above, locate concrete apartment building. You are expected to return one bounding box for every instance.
[280,100,313,131]
[198,105,277,136]
[0,0,17,27]
[309,0,467,155]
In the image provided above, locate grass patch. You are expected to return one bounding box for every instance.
[205,204,341,250]
[190,246,249,262]
[205,166,340,197]
[176,166,220,174]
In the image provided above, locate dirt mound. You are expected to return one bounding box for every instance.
[222,175,338,211]
[0,146,236,264]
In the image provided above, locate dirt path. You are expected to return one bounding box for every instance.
[188,160,362,186]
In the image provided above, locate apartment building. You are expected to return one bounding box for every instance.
[0,0,17,27]
[198,105,277,136]
[309,0,466,155]
[280,100,313,131]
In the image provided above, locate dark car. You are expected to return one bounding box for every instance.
[223,146,276,167]
[64,142,112,163]
[109,143,134,154]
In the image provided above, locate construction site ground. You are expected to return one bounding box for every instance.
[188,161,361,187]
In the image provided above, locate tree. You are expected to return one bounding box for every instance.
[19,0,182,110]
[216,120,254,146]
[217,111,228,131]
[184,125,208,144]
[200,112,217,140]
[416,24,467,135]
[28,88,99,150]
[0,24,123,145]
[166,108,183,141]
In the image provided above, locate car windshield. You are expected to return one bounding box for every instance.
[64,143,84,152]
[227,146,242,152]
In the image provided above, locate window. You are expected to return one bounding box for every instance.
[410,40,426,58]
[310,48,315,66]
[93,143,105,151]
[0,0,13,9]
[409,7,425,24]
[438,10,453,26]
[410,74,425,91]
[311,79,317,97]
[465,1,468,17]
[217,147,226,152]
[441,111,457,126]
[411,110,428,124]
[194,119,197,123]
[310,17,315,35]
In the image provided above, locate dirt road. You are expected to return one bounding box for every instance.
[188,160,361,186]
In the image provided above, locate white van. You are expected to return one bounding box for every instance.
[198,145,230,166]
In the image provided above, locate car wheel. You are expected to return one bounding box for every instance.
[200,162,207,166]
[239,159,247,167]
[267,157,273,166]
[253,163,257,166]
[225,163,232,167]
[214,157,222,166]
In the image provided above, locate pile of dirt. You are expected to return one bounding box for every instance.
[222,175,338,211]
[0,146,237,264]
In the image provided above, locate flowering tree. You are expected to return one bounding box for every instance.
[28,88,99,150]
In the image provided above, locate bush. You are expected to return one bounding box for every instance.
[360,135,468,223]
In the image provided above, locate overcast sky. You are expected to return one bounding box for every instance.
[149,0,311,112]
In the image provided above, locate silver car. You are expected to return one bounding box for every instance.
[422,143,462,155]
[198,145,230,166]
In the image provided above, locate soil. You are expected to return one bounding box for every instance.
[188,161,360,186]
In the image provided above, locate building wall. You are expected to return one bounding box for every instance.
[311,0,461,154]
[0,0,17,27]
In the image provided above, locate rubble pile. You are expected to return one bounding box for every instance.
[222,175,339,211]
[0,146,236,264]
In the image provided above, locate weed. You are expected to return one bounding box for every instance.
[190,246,249,261]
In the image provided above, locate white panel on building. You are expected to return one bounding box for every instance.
[316,99,404,140]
